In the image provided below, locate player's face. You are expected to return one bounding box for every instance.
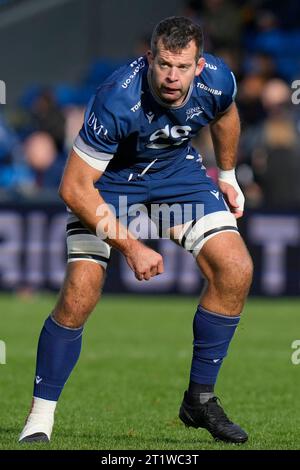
[147,39,205,106]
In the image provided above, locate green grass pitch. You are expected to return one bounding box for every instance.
[0,294,300,450]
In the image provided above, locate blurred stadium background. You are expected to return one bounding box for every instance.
[0,0,300,450]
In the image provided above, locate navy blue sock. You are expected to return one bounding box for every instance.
[33,315,83,401]
[190,305,240,386]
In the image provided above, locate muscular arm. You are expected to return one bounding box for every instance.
[59,149,163,280]
[209,102,240,170]
[209,103,244,218]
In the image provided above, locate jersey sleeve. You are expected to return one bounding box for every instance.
[217,67,237,114]
[73,89,120,171]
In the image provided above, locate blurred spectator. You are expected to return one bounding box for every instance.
[133,34,151,57]
[252,121,300,208]
[23,132,64,193]
[1,0,300,210]
[244,3,300,81]
[0,114,32,193]
[243,52,276,80]
[237,74,267,127]
[214,47,242,79]
[183,0,242,50]
[251,0,300,31]
[261,78,291,112]
[29,89,65,152]
[64,106,85,152]
[239,79,300,208]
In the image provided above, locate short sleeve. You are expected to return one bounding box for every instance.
[74,90,120,163]
[218,69,237,114]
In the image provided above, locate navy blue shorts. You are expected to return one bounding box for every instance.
[97,152,229,221]
[66,154,239,267]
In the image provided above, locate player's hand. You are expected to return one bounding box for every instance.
[124,242,164,281]
[218,169,245,219]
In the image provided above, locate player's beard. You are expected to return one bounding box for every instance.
[159,85,184,104]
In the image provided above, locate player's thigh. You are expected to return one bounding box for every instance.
[66,213,111,268]
[168,208,239,256]
[53,213,111,324]
[168,207,252,283]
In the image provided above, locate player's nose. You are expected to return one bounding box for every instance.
[167,67,179,81]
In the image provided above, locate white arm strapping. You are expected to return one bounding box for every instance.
[218,168,245,212]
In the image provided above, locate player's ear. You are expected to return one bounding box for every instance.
[195,57,206,77]
[147,50,154,68]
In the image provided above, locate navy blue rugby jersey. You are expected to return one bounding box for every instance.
[74,53,237,173]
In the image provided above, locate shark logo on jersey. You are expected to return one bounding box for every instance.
[146,124,191,149]
[186,106,203,121]
[146,112,155,123]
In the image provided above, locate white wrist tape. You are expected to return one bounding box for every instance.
[218,168,245,212]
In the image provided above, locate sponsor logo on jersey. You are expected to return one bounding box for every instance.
[197,82,222,95]
[131,100,141,112]
[186,106,203,121]
[146,124,191,149]
[122,59,146,89]
[146,111,155,123]
[129,57,144,68]
[205,62,217,70]
[87,112,108,137]
[210,190,220,200]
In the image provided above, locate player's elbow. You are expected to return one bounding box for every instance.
[58,178,74,206]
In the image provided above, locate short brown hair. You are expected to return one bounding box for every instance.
[151,16,204,61]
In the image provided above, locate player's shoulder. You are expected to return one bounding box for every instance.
[93,56,147,110]
[195,52,236,97]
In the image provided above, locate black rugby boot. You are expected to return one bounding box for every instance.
[179,391,248,443]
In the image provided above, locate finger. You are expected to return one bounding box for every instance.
[227,188,239,208]
[142,270,152,281]
[157,258,164,274]
[233,210,243,219]
[221,191,236,211]
[150,266,158,277]
[135,271,144,281]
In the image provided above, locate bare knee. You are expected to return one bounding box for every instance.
[199,234,253,294]
[197,233,253,315]
[211,251,253,298]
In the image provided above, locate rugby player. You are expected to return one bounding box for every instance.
[19,16,253,444]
